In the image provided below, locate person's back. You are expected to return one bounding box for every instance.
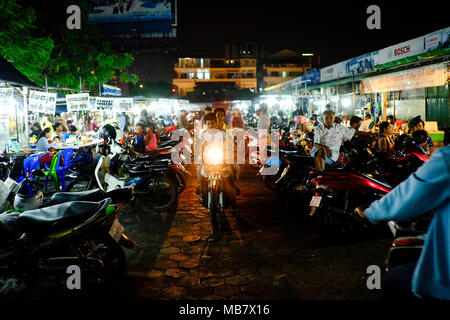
[360,115,375,133]
[363,146,450,299]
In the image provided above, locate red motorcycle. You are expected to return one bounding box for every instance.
[307,137,429,240]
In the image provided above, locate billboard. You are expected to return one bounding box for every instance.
[89,0,177,38]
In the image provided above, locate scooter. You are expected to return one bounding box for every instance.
[0,198,135,296]
[94,142,178,212]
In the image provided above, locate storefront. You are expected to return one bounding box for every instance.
[360,62,449,129]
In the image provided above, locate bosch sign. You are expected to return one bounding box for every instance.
[394,45,411,56]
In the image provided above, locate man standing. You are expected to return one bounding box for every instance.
[310,110,356,171]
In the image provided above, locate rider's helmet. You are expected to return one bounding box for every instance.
[13,179,44,211]
[101,124,117,145]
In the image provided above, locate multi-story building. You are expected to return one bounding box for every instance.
[172,57,257,96]
[262,49,312,90]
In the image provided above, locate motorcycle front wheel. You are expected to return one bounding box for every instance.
[146,176,177,211]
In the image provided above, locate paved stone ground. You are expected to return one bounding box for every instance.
[105,164,391,300]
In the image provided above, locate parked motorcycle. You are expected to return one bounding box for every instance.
[0,198,135,296]
[307,136,429,240]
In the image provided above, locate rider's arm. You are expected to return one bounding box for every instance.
[365,147,450,224]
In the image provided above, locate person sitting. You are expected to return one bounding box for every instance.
[145,128,158,153]
[126,123,146,154]
[309,115,320,128]
[408,116,434,149]
[376,121,395,153]
[310,110,356,171]
[52,122,65,143]
[29,122,42,139]
[64,125,78,141]
[359,113,376,133]
[36,128,56,164]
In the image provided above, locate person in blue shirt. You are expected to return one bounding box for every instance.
[36,128,57,164]
[64,125,77,141]
[355,145,450,299]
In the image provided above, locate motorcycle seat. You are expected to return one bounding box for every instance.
[17,201,102,235]
[362,173,392,190]
[48,189,102,206]
[157,146,173,153]
[159,140,178,148]
[0,212,23,242]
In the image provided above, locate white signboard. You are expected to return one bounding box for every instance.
[29,90,57,114]
[66,93,90,112]
[0,88,13,110]
[320,62,347,82]
[114,98,133,112]
[95,97,114,111]
[377,37,425,66]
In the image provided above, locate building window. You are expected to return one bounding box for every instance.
[271,71,280,77]
[189,72,195,79]
[247,73,254,78]
[197,72,204,79]
[180,73,187,79]
[282,71,287,78]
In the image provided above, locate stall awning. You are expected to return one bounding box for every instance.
[0,56,37,87]
[360,62,448,94]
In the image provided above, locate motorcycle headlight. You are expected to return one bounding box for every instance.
[204,146,223,165]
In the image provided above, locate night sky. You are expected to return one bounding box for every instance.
[177,0,449,66]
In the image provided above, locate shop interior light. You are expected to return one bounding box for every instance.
[342,97,352,108]
[302,53,314,56]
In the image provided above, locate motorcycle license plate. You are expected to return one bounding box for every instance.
[309,196,322,207]
[108,218,124,243]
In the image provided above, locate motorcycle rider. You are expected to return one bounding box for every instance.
[355,145,450,300]
[196,112,238,240]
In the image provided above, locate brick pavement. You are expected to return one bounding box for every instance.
[107,164,391,300]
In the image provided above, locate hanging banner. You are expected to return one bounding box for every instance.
[66,93,90,112]
[95,97,114,111]
[101,84,122,96]
[29,90,57,114]
[114,98,133,112]
[360,63,448,94]
[0,88,13,109]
